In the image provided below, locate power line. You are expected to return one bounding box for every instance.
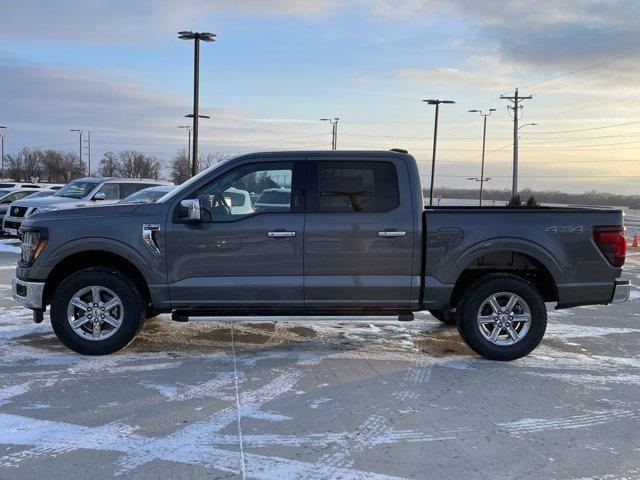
[520,120,640,135]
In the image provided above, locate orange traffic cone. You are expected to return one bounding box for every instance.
[633,233,639,248]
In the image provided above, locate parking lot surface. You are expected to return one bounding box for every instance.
[0,246,639,479]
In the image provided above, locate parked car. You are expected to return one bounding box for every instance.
[119,185,175,204]
[253,187,291,212]
[0,182,43,189]
[37,183,64,190]
[13,150,629,359]
[1,190,57,236]
[3,177,171,235]
[0,187,43,219]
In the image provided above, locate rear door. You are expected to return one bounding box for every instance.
[304,157,415,308]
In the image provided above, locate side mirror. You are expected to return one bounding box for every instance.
[179,199,202,222]
[93,192,106,201]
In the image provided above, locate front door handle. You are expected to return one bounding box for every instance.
[267,231,296,238]
[378,230,406,238]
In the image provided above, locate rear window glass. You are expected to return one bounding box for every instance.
[314,161,399,213]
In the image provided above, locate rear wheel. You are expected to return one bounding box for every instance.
[456,274,546,361]
[50,267,144,355]
[428,308,455,325]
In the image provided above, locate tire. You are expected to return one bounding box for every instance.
[50,267,145,355]
[456,273,546,361]
[428,308,455,325]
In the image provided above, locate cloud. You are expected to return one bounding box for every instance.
[396,67,511,91]
[0,0,345,43]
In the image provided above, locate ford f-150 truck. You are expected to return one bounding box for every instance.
[12,150,630,360]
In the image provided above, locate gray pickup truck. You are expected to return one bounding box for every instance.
[12,150,630,360]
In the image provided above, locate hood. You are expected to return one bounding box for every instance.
[22,203,144,226]
[9,195,73,209]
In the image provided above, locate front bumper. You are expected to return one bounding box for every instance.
[12,275,45,309]
[612,280,631,303]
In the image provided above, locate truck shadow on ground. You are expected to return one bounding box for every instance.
[15,315,474,358]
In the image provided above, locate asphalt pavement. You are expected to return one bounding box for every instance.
[0,247,639,479]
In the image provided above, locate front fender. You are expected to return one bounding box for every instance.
[41,237,164,286]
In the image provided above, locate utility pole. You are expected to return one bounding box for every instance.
[500,88,533,197]
[70,129,83,177]
[0,126,5,181]
[468,108,495,205]
[86,131,91,175]
[423,99,455,206]
[320,118,339,150]
[178,31,216,177]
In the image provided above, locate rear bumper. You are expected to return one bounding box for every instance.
[12,275,45,310]
[612,280,630,304]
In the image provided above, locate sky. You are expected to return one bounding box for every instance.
[1,0,640,194]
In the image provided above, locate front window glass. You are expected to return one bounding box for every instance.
[198,162,293,222]
[55,181,99,199]
[97,183,120,200]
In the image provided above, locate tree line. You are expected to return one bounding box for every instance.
[2,148,231,185]
[424,187,640,209]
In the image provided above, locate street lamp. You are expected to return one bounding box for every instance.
[320,118,339,150]
[0,126,6,181]
[184,114,210,173]
[423,99,455,207]
[468,108,496,206]
[178,125,192,167]
[178,30,216,177]
[70,129,83,176]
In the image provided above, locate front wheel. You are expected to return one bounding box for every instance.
[456,274,546,361]
[50,267,145,355]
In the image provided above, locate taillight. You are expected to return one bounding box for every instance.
[593,225,626,268]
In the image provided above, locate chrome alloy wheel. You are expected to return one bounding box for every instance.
[476,292,531,346]
[66,286,124,341]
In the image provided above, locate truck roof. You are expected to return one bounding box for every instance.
[232,150,413,160]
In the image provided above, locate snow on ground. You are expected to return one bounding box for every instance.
[0,250,639,479]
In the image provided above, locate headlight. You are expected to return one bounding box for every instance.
[20,230,47,264]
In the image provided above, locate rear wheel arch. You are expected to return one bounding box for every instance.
[449,250,558,310]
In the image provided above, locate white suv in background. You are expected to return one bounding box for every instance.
[3,177,172,235]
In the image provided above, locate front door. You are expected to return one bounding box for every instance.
[304,157,415,308]
[166,158,305,308]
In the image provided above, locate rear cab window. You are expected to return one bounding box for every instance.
[309,160,400,213]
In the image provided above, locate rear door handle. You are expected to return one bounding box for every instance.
[378,230,406,238]
[267,231,296,238]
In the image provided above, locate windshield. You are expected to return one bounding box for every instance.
[120,188,168,204]
[156,155,238,203]
[54,180,100,199]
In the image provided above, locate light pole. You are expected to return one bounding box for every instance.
[468,108,496,206]
[184,114,210,173]
[0,126,5,181]
[178,30,216,177]
[423,99,455,206]
[70,129,83,176]
[178,125,192,167]
[320,118,339,150]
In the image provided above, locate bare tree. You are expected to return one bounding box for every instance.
[198,152,230,172]
[98,152,120,177]
[170,150,190,185]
